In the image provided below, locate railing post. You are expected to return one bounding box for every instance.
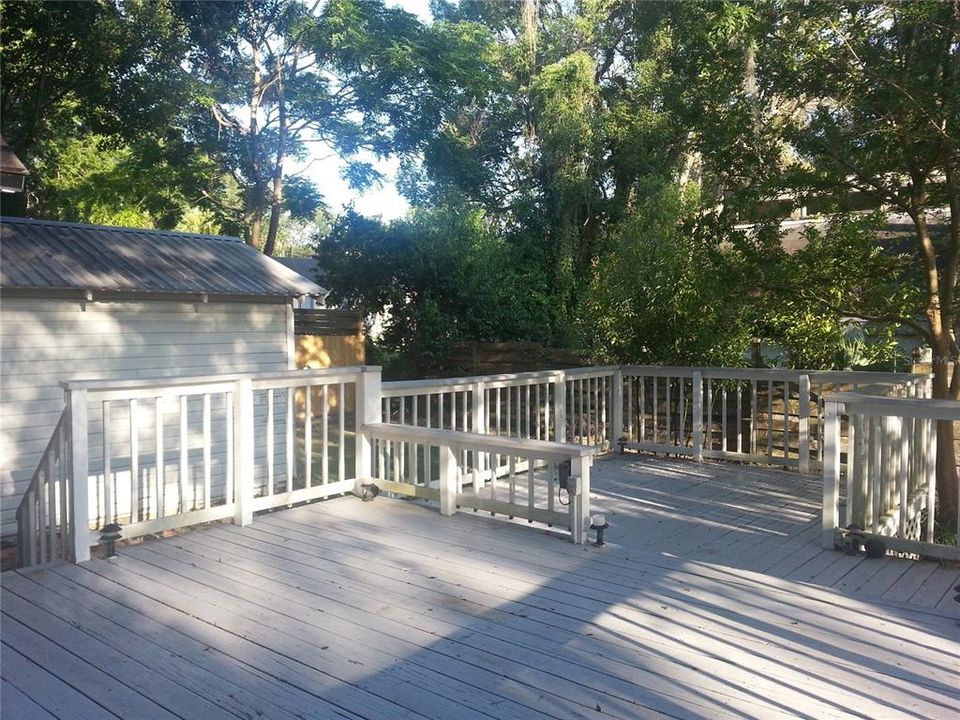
[233,378,254,527]
[439,444,457,516]
[355,367,383,488]
[611,369,624,448]
[554,372,567,443]
[822,399,842,549]
[569,454,591,544]
[692,371,704,463]
[798,374,811,475]
[67,387,93,563]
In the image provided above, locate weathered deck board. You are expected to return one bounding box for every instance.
[2,454,959,720]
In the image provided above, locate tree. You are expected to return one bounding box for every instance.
[316,202,555,377]
[176,0,428,255]
[665,1,960,517]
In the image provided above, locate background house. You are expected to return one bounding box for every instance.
[0,217,324,537]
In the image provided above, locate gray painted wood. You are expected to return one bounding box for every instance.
[2,454,958,720]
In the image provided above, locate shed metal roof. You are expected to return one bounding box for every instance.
[0,217,325,298]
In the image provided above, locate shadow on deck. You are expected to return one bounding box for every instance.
[2,455,959,720]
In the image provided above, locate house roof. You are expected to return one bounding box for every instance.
[0,217,325,298]
[274,256,329,298]
[0,136,28,176]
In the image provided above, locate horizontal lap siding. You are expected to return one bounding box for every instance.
[1,297,291,536]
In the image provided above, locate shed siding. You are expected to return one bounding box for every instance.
[1,297,291,535]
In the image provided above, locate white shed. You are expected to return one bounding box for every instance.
[0,217,324,537]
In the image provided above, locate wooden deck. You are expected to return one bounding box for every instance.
[2,455,959,720]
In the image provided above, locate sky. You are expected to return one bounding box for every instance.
[295,0,434,222]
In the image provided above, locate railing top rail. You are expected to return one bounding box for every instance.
[620,365,927,384]
[62,366,378,394]
[363,422,597,460]
[381,365,620,396]
[824,392,960,420]
[382,369,567,393]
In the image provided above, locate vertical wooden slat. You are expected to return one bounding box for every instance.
[37,471,47,564]
[554,375,566,443]
[155,395,165,519]
[103,399,112,527]
[639,376,645,443]
[652,377,658,446]
[548,461,556,513]
[508,455,517,512]
[627,376,634,442]
[286,387,295,490]
[721,385,728,454]
[179,395,188,513]
[305,386,313,486]
[846,416,857,527]
[678,377,685,447]
[411,394,420,484]
[783,381,790,463]
[525,384,531,439]
[59,421,70,560]
[322,384,329,485]
[871,417,882,534]
[225,392,234,505]
[265,388,276,497]
[203,393,212,509]
[767,380,774,460]
[266,389,275,496]
[527,455,535,516]
[46,447,56,558]
[798,375,810,474]
[706,380,713,451]
[535,384,542,440]
[129,399,139,522]
[665,377,672,447]
[897,415,909,539]
[339,383,346,482]
[736,382,743,455]
[233,378,254,526]
[750,380,758,457]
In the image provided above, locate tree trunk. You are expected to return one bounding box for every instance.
[930,331,960,527]
[247,2,265,251]
[263,62,286,258]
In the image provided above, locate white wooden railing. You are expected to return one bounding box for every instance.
[17,367,376,566]
[381,366,618,449]
[16,413,72,566]
[620,367,927,472]
[823,392,959,559]
[17,362,945,566]
[364,422,595,543]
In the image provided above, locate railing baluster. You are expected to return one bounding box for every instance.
[203,393,212,508]
[736,381,743,455]
[750,380,757,457]
[706,379,714,451]
[322,384,329,485]
[767,380,774,461]
[287,387,295,491]
[639,376,645,443]
[179,395,188,513]
[721,384,728,454]
[339,382,346,483]
[103,399,112,527]
[305,386,312,486]
[38,471,47,563]
[130,399,139,522]
[46,451,57,561]
[59,421,69,560]
[225,392,234,504]
[652,376,658,445]
[783,380,790,462]
[266,389,275,497]
[527,455,535,519]
[665,377,672,447]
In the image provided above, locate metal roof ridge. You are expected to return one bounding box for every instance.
[0,215,244,244]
